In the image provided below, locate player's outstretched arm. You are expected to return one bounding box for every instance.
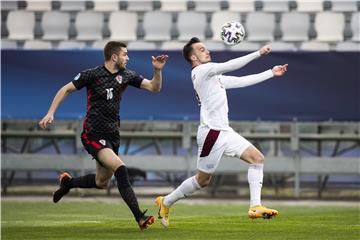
[140,54,169,92]
[39,82,77,129]
[218,63,288,89]
[211,45,271,76]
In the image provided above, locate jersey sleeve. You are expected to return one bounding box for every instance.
[127,70,144,88]
[71,69,93,90]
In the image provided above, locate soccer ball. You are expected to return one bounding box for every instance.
[220,21,245,46]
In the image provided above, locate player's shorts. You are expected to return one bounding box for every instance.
[196,126,252,174]
[81,131,120,162]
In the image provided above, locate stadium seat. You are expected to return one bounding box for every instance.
[7,11,35,40]
[204,41,226,50]
[245,12,275,41]
[161,41,186,50]
[262,0,290,12]
[268,42,297,51]
[127,1,153,11]
[177,12,207,41]
[1,40,18,49]
[300,41,330,51]
[194,1,221,12]
[26,1,52,11]
[228,0,255,12]
[75,12,104,40]
[93,0,119,11]
[23,40,52,49]
[60,1,86,11]
[315,12,345,41]
[42,11,70,40]
[330,0,358,12]
[57,41,87,49]
[92,40,108,49]
[160,1,187,11]
[108,12,137,41]
[335,41,360,51]
[1,1,18,11]
[281,12,310,41]
[296,0,323,12]
[211,11,241,41]
[127,41,157,50]
[229,41,261,51]
[143,11,172,41]
[351,13,360,41]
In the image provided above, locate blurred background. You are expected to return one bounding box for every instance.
[1,0,359,200]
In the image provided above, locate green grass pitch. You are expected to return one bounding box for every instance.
[2,200,359,240]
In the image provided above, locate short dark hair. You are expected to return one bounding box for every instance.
[104,41,127,61]
[182,37,201,64]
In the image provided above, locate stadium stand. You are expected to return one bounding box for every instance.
[93,0,120,12]
[6,11,35,40]
[59,1,86,11]
[315,12,345,42]
[300,41,331,51]
[177,11,207,41]
[23,40,52,49]
[280,12,310,42]
[75,11,104,40]
[262,0,290,12]
[57,40,87,49]
[160,1,187,11]
[246,12,275,41]
[108,12,138,41]
[331,0,358,12]
[193,1,222,12]
[143,11,172,41]
[41,11,70,40]
[335,41,360,51]
[229,41,261,51]
[296,0,324,12]
[351,12,360,41]
[25,1,52,11]
[228,0,255,12]
[1,40,18,49]
[161,41,185,50]
[127,0,154,12]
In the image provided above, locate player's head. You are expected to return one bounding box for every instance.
[183,37,211,66]
[104,41,129,70]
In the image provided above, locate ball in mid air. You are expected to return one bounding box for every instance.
[220,21,245,46]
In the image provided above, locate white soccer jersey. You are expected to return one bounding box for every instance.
[191,51,274,130]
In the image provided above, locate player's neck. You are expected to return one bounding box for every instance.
[104,62,119,74]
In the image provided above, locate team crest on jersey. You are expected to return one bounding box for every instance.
[99,139,106,145]
[115,75,123,84]
[74,73,81,80]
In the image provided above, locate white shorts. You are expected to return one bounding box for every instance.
[196,126,252,174]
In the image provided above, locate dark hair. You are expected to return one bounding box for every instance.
[104,41,127,61]
[182,37,201,64]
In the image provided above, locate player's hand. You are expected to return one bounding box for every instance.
[152,55,169,70]
[259,45,271,56]
[39,114,54,129]
[272,64,288,77]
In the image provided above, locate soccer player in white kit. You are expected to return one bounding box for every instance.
[156,37,288,227]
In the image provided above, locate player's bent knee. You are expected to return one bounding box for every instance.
[251,153,265,164]
[95,178,110,189]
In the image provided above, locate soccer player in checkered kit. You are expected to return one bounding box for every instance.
[156,37,288,227]
[39,41,168,230]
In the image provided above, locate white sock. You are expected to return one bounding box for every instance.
[163,176,201,207]
[248,164,264,207]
